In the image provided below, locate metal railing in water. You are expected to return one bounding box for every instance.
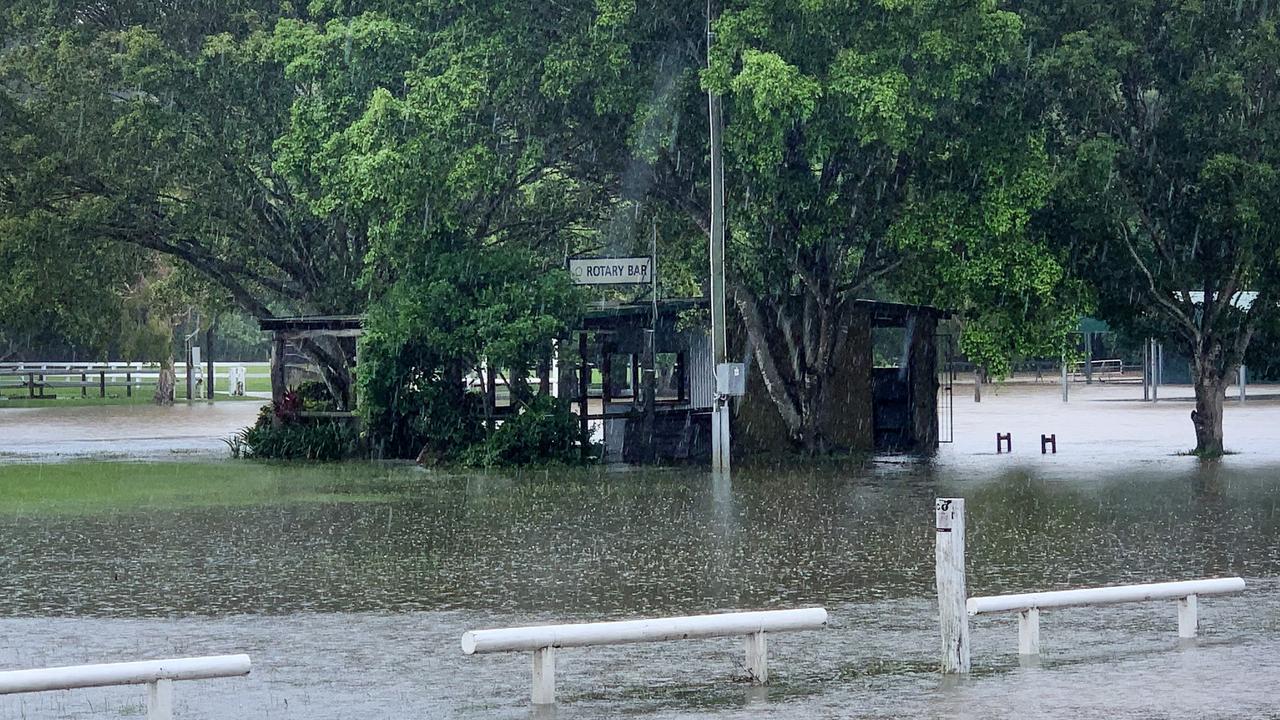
[936,496,1247,670]
[0,654,251,720]
[968,578,1246,655]
[462,608,828,705]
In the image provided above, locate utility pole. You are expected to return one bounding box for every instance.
[707,1,730,471]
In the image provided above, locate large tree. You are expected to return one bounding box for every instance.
[0,2,377,405]
[1020,0,1280,456]
[555,0,1085,450]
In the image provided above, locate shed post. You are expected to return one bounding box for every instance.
[270,335,286,424]
[578,332,589,459]
[935,497,970,673]
[484,361,496,433]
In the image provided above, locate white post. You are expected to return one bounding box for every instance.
[147,679,173,720]
[1061,360,1068,402]
[1157,343,1164,389]
[1150,339,1159,402]
[1178,594,1198,638]
[744,632,767,684]
[551,341,560,399]
[531,646,556,705]
[1239,365,1246,403]
[935,498,970,673]
[1018,608,1040,655]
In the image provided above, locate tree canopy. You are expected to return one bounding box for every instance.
[1021,0,1280,455]
[3,0,1273,456]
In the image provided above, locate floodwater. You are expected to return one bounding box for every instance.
[0,384,1279,719]
[0,401,261,459]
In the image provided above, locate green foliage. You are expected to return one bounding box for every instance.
[459,395,582,468]
[294,381,336,411]
[231,400,363,461]
[12,0,1270,457]
[358,250,583,460]
[1017,0,1280,451]
[233,419,364,462]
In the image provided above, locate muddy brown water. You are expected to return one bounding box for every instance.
[1,385,1279,718]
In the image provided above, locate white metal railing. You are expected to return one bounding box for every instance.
[1067,358,1126,382]
[0,654,251,720]
[935,497,1248,670]
[461,608,828,705]
[968,578,1246,655]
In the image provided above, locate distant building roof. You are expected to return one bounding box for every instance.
[1187,291,1257,310]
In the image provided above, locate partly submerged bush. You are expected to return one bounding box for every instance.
[231,403,363,461]
[460,395,582,467]
[358,250,583,462]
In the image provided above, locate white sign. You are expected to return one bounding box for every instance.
[569,257,652,285]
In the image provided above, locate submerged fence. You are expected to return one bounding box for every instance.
[936,497,1246,669]
[461,608,828,705]
[0,655,251,720]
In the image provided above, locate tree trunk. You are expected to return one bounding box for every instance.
[795,379,828,453]
[154,356,175,406]
[1191,370,1227,458]
[297,336,354,411]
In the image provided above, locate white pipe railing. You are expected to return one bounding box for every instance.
[0,654,251,720]
[969,578,1246,655]
[462,608,828,705]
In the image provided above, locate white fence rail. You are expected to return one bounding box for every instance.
[462,608,828,705]
[0,654,251,720]
[969,578,1246,655]
[935,497,1247,668]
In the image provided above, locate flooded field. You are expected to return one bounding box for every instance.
[0,384,1278,718]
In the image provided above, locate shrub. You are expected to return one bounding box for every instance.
[233,419,363,461]
[231,402,363,461]
[460,395,582,467]
[357,249,583,462]
[294,380,336,411]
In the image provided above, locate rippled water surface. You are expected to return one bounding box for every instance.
[1,386,1279,718]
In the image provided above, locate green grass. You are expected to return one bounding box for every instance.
[0,364,273,407]
[0,385,262,408]
[0,460,418,514]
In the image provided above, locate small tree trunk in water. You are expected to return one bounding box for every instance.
[154,356,176,406]
[795,378,829,454]
[1191,372,1226,458]
[973,368,983,403]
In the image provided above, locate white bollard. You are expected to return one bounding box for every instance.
[1018,608,1040,655]
[935,498,970,673]
[147,678,173,720]
[744,632,767,683]
[1178,594,1198,638]
[531,647,555,705]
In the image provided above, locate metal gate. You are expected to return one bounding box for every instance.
[937,333,955,443]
